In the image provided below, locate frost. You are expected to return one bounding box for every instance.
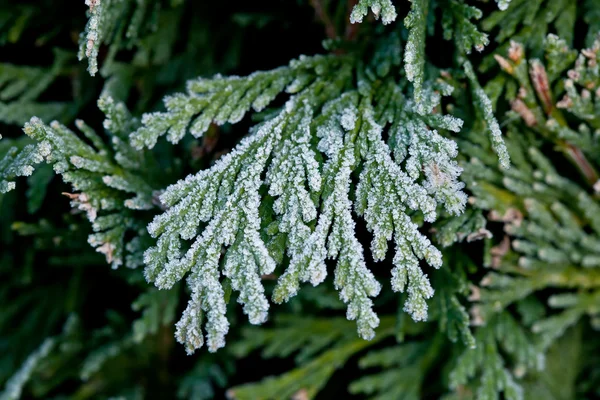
[496,0,512,11]
[79,0,163,76]
[144,112,287,352]
[350,0,397,25]
[79,0,104,75]
[131,55,341,150]
[340,107,357,131]
[0,138,46,193]
[21,97,154,269]
[138,46,467,352]
[0,338,55,400]
[464,61,511,169]
[404,0,428,108]
[355,103,457,321]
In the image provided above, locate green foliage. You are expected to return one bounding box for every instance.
[348,340,435,400]
[0,338,56,400]
[350,0,397,25]
[0,50,80,126]
[481,0,577,68]
[228,316,396,399]
[79,0,178,76]
[440,0,489,55]
[403,0,428,106]
[1,1,599,399]
[450,312,540,400]
[454,31,600,400]
[135,31,473,354]
[21,95,160,268]
[0,136,43,193]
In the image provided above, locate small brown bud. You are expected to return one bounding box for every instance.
[511,98,537,126]
[468,285,481,302]
[567,69,580,81]
[582,89,591,100]
[292,389,309,400]
[530,60,553,115]
[508,41,524,62]
[494,54,513,74]
[470,306,485,326]
[582,48,597,59]
[556,95,573,109]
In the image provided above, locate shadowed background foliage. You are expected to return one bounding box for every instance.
[1,1,600,399]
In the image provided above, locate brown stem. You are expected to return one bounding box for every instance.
[544,112,600,187]
[156,300,175,389]
[564,143,599,186]
[309,0,337,40]
[529,62,600,186]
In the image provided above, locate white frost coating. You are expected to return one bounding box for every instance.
[140,52,469,348]
[464,61,510,169]
[390,211,439,321]
[355,105,451,322]
[496,0,511,11]
[276,100,382,339]
[37,141,52,157]
[474,86,510,169]
[341,107,358,131]
[0,141,46,193]
[0,182,16,193]
[267,101,321,261]
[328,146,382,339]
[350,0,397,25]
[144,107,286,353]
[21,102,155,269]
[400,118,467,215]
[0,338,55,400]
[404,0,428,108]
[80,0,104,76]
[175,279,205,354]
[130,56,336,150]
[174,244,230,353]
[273,95,353,302]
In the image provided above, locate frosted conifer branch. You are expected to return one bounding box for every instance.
[80,0,108,76]
[442,0,489,54]
[145,116,282,351]
[266,102,321,258]
[79,0,162,76]
[355,100,464,321]
[350,0,397,25]
[139,47,468,352]
[21,96,155,267]
[0,338,56,400]
[464,60,511,169]
[272,92,359,303]
[130,55,342,150]
[0,136,46,193]
[404,0,428,110]
[273,93,382,340]
[144,67,355,352]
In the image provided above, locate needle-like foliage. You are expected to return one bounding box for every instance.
[2,1,599,399]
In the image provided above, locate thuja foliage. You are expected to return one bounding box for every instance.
[1,0,599,398]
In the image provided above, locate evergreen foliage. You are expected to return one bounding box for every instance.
[1,0,599,398]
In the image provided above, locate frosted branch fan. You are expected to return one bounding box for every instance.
[134,49,469,353]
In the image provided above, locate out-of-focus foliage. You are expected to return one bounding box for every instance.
[1,0,599,399]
